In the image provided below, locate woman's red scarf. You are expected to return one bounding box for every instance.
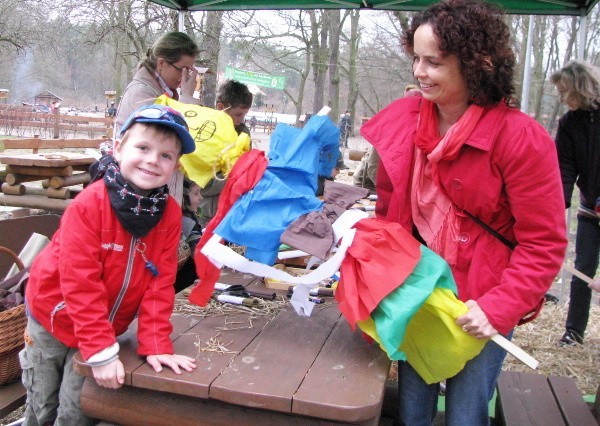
[411,99,484,266]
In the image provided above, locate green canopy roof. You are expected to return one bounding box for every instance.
[149,0,599,16]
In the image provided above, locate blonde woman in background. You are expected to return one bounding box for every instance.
[551,61,600,346]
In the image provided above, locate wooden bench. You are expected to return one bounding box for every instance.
[495,370,596,425]
[0,380,26,419]
[593,382,600,422]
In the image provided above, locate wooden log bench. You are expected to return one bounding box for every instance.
[0,139,99,211]
[495,370,597,425]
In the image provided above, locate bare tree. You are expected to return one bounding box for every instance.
[0,0,41,53]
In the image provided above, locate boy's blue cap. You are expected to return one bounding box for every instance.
[120,105,195,154]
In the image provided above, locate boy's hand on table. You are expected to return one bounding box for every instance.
[92,358,125,389]
[147,354,197,374]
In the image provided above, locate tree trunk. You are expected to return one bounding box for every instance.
[202,11,224,108]
[346,10,360,135]
[327,10,341,120]
[310,10,328,114]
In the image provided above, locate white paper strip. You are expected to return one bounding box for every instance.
[290,284,314,316]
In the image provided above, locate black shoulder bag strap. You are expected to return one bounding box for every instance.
[463,210,516,250]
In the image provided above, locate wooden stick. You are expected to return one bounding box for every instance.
[562,263,594,285]
[48,172,90,189]
[491,335,538,370]
[5,173,44,185]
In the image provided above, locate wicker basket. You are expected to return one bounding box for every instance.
[0,344,23,385]
[0,304,26,385]
[0,245,27,385]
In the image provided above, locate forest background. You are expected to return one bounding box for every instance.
[0,0,599,133]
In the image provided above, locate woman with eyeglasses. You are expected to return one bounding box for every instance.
[114,31,201,135]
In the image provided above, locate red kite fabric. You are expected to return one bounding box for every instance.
[189,149,268,306]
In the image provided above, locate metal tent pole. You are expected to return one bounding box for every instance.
[520,15,534,114]
[577,13,587,60]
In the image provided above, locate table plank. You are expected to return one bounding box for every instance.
[131,312,269,399]
[292,317,390,423]
[218,269,258,286]
[169,311,202,340]
[209,303,341,413]
[0,152,95,167]
[80,378,343,426]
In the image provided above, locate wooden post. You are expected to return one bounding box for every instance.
[53,105,60,138]
[32,135,41,154]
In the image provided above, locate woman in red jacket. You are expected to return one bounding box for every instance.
[21,105,197,425]
[361,1,567,424]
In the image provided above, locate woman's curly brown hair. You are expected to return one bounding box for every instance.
[403,0,516,107]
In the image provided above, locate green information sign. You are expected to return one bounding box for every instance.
[224,67,286,90]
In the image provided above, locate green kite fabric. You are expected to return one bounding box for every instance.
[350,245,486,384]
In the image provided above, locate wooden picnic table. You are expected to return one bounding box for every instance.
[73,270,391,425]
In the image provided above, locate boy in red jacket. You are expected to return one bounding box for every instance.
[20,105,197,425]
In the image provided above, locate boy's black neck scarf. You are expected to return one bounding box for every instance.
[91,155,168,238]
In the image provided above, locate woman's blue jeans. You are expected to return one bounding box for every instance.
[396,334,510,426]
[566,214,600,337]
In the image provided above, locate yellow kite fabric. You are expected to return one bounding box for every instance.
[355,246,487,384]
[155,95,251,188]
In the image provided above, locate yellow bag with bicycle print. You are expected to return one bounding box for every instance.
[155,95,251,188]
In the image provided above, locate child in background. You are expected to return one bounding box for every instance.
[175,178,203,292]
[199,79,253,226]
[20,105,198,425]
[216,79,253,136]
